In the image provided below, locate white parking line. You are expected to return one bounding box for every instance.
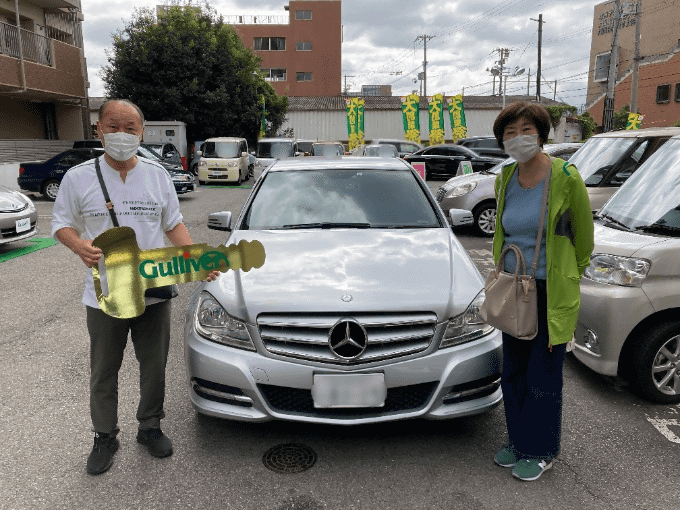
[647,417,680,444]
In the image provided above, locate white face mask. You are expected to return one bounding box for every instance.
[102,132,140,162]
[503,134,541,163]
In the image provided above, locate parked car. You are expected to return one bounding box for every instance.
[370,139,423,158]
[0,185,38,244]
[572,134,680,403]
[436,143,582,236]
[184,157,501,424]
[455,136,508,159]
[196,137,250,185]
[254,138,299,173]
[404,144,504,180]
[142,142,182,167]
[189,141,205,176]
[310,141,344,157]
[19,146,191,201]
[356,144,400,158]
[295,139,315,155]
[568,127,680,212]
[19,148,106,201]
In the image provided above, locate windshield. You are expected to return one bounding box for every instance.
[599,138,680,231]
[296,141,314,153]
[257,141,294,158]
[243,169,442,229]
[202,141,241,158]
[311,144,344,156]
[568,136,637,186]
[364,145,397,157]
[138,145,161,160]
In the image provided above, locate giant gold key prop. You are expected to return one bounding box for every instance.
[91,226,265,319]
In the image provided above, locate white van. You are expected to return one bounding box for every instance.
[143,121,188,170]
[197,137,250,185]
[573,133,680,403]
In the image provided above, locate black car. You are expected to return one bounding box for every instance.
[404,144,504,180]
[455,136,508,159]
[18,147,194,201]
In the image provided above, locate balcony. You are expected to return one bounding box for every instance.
[0,23,52,66]
[28,0,80,8]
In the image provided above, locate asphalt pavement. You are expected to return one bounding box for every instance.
[1,173,679,510]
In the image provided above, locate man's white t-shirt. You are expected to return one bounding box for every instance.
[51,156,183,309]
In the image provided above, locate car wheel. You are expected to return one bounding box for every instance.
[248,165,254,178]
[236,169,243,185]
[629,321,680,404]
[473,203,497,237]
[198,179,206,185]
[42,179,60,201]
[190,164,198,176]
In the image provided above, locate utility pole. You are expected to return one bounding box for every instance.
[416,35,435,97]
[530,14,545,100]
[603,0,622,132]
[343,75,355,95]
[630,0,642,113]
[527,68,531,95]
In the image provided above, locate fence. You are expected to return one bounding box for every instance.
[0,22,52,66]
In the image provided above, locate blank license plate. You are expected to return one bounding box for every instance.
[312,373,386,408]
[211,171,222,177]
[16,218,30,233]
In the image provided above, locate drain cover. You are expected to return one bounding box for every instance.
[262,443,317,474]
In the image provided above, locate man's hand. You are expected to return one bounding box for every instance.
[204,270,220,282]
[55,227,102,268]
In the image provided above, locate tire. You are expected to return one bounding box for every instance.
[236,170,243,185]
[473,203,497,237]
[42,179,60,201]
[190,164,198,176]
[198,179,206,185]
[628,321,680,404]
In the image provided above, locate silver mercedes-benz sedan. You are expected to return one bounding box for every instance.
[184,157,502,424]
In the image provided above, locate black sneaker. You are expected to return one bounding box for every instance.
[86,432,119,475]
[136,428,173,458]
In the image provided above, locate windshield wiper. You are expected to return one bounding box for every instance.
[598,212,631,231]
[635,221,680,234]
[280,222,372,229]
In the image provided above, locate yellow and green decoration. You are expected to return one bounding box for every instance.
[447,94,468,141]
[345,97,365,150]
[400,94,421,144]
[428,94,445,146]
[626,112,643,130]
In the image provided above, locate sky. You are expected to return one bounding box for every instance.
[81,0,601,109]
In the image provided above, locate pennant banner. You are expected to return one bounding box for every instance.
[447,94,468,142]
[346,98,364,150]
[356,98,365,147]
[626,112,643,130]
[400,94,421,144]
[259,95,266,139]
[428,94,445,145]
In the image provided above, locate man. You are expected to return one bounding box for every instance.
[52,99,217,475]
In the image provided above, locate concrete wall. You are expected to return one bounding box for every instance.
[0,164,20,190]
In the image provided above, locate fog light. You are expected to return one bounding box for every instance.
[583,329,600,354]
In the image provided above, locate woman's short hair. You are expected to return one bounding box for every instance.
[492,101,552,149]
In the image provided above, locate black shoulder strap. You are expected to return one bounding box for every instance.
[94,157,119,227]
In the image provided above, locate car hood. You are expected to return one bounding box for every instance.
[205,229,483,324]
[593,222,668,256]
[0,187,29,211]
[442,172,496,189]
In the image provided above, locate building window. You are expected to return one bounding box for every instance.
[296,41,312,51]
[675,84,680,102]
[296,72,313,82]
[254,37,286,51]
[261,68,287,82]
[657,84,671,103]
[295,10,312,20]
[594,52,610,82]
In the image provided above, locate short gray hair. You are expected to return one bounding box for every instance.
[98,99,145,126]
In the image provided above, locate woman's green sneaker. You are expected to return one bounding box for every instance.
[512,458,553,481]
[494,444,520,467]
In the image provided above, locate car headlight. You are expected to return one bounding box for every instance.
[584,254,651,287]
[447,182,477,198]
[12,191,35,210]
[440,290,494,349]
[194,292,256,351]
[227,162,237,167]
[198,160,207,168]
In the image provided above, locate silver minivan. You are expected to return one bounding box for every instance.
[573,134,680,403]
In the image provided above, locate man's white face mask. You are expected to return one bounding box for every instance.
[102,132,141,162]
[503,134,541,163]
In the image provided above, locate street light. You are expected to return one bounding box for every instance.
[502,66,525,109]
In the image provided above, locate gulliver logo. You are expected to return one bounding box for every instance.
[139,251,230,278]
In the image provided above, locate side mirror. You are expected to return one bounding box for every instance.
[208,211,233,231]
[196,150,202,157]
[448,209,474,227]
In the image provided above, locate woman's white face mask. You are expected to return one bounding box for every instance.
[503,134,541,163]
[102,132,141,162]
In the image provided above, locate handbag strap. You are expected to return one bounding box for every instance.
[94,156,119,228]
[529,158,551,277]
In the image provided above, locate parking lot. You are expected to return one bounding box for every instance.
[1,175,680,510]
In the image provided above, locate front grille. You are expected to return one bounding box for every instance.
[258,381,438,419]
[258,312,437,365]
[0,220,36,238]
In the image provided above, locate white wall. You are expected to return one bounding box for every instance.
[0,164,20,190]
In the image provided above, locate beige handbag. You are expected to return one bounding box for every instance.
[480,168,550,340]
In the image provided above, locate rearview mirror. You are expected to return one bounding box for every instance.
[448,209,474,227]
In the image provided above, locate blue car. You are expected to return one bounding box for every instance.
[18,147,194,201]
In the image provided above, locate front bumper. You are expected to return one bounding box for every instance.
[199,167,240,183]
[572,278,655,376]
[184,321,503,425]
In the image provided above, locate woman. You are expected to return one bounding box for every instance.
[490,102,594,481]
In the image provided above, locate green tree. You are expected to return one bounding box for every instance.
[612,104,631,131]
[101,5,288,147]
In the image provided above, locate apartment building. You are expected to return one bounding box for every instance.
[0,0,89,141]
[227,0,342,97]
[586,0,680,128]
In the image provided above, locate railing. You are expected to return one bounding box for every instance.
[0,22,52,66]
[223,15,289,25]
